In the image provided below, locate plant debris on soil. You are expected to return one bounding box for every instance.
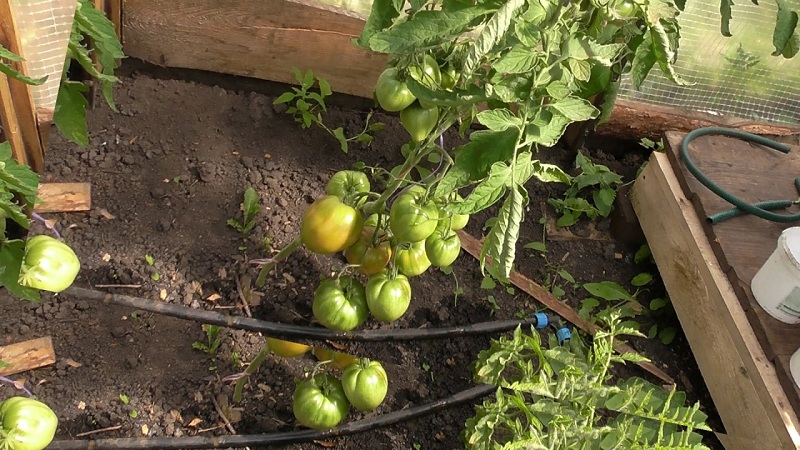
[1,60,723,449]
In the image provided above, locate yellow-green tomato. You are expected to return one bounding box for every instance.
[394,240,431,277]
[342,359,389,412]
[301,196,364,254]
[400,102,439,143]
[375,67,416,112]
[18,235,80,293]
[326,170,370,205]
[408,55,442,88]
[0,396,58,450]
[389,187,439,243]
[366,272,412,323]
[292,374,350,430]
[312,276,369,332]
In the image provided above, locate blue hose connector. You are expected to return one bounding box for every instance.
[556,327,571,345]
[534,313,549,329]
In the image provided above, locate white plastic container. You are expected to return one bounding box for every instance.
[751,227,800,324]
[791,347,800,388]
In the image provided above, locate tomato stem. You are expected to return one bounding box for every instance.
[255,236,302,288]
[232,340,273,404]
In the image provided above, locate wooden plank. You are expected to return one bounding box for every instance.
[0,73,27,165]
[457,230,675,385]
[0,337,56,376]
[35,182,92,213]
[106,0,122,39]
[122,0,388,99]
[630,151,800,449]
[0,0,45,173]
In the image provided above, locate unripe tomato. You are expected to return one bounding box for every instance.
[400,102,439,143]
[394,240,431,277]
[425,226,461,267]
[292,374,350,429]
[267,338,311,357]
[342,359,389,412]
[409,55,442,88]
[301,196,364,254]
[326,170,370,205]
[366,272,412,323]
[389,187,439,243]
[440,65,460,90]
[344,227,392,275]
[313,347,358,370]
[312,276,369,332]
[0,396,58,450]
[18,235,80,293]
[375,68,416,112]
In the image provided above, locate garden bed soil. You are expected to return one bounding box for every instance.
[1,61,722,449]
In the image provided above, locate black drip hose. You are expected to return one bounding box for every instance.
[63,287,553,342]
[47,384,495,450]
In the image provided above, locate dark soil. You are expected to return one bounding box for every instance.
[1,61,722,449]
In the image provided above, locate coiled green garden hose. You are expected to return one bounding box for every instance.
[680,127,800,224]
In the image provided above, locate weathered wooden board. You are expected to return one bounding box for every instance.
[631,150,800,449]
[35,182,92,213]
[0,337,56,376]
[121,0,388,99]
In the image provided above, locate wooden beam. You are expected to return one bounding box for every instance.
[122,0,387,99]
[35,182,92,213]
[0,337,56,376]
[106,0,122,39]
[0,0,45,173]
[457,230,675,385]
[0,73,27,165]
[630,151,800,449]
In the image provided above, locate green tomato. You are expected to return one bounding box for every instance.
[366,272,412,323]
[375,67,416,112]
[425,227,461,268]
[436,195,469,231]
[613,0,637,18]
[18,235,80,293]
[389,187,439,243]
[326,170,370,205]
[440,65,460,90]
[409,55,442,88]
[313,276,369,332]
[301,196,364,255]
[394,240,431,277]
[0,397,58,450]
[344,227,392,276]
[293,374,350,430]
[400,102,439,143]
[341,359,389,412]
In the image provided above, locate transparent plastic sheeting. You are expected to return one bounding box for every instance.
[314,0,800,126]
[10,0,76,110]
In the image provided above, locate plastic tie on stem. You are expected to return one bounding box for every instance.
[533,313,548,329]
[556,327,571,345]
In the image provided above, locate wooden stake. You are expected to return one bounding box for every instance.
[0,0,45,173]
[35,182,92,213]
[457,230,675,385]
[0,337,56,376]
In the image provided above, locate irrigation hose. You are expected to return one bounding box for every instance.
[63,286,554,342]
[47,383,496,450]
[680,127,800,224]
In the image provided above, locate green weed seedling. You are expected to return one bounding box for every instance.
[193,324,223,356]
[274,68,384,153]
[548,152,623,227]
[228,187,260,235]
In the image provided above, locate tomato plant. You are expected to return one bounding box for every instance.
[394,240,431,277]
[425,226,461,268]
[0,396,58,450]
[300,196,364,254]
[267,338,311,358]
[312,276,369,331]
[18,235,80,293]
[344,226,392,275]
[341,359,389,412]
[365,272,412,323]
[292,373,350,429]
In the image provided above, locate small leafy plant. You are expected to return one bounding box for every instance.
[0,44,46,85]
[548,152,623,227]
[274,68,384,153]
[464,311,710,449]
[227,187,260,235]
[192,324,223,356]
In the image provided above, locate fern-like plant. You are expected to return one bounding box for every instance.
[465,311,711,449]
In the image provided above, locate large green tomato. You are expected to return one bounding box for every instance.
[389,187,439,243]
[312,276,369,332]
[436,195,469,231]
[408,55,442,88]
[394,241,431,277]
[341,359,389,412]
[326,170,370,205]
[366,272,412,323]
[375,68,416,112]
[344,227,392,276]
[0,397,58,450]
[425,227,461,268]
[301,196,364,254]
[400,102,439,143]
[440,65,459,90]
[293,374,350,430]
[18,235,80,293]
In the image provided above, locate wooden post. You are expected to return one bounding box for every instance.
[0,337,56,376]
[0,0,45,173]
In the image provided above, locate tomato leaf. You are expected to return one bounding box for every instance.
[494,45,540,74]
[451,128,519,182]
[630,35,657,90]
[0,240,41,302]
[524,110,572,147]
[479,184,527,279]
[631,273,653,287]
[0,44,47,86]
[332,127,348,153]
[451,162,509,214]
[476,109,520,131]
[583,281,634,302]
[650,22,690,86]
[405,76,487,107]
[462,0,525,76]
[0,192,30,229]
[597,78,620,125]
[719,0,734,37]
[54,81,90,147]
[356,0,404,49]
[548,97,599,122]
[773,0,799,58]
